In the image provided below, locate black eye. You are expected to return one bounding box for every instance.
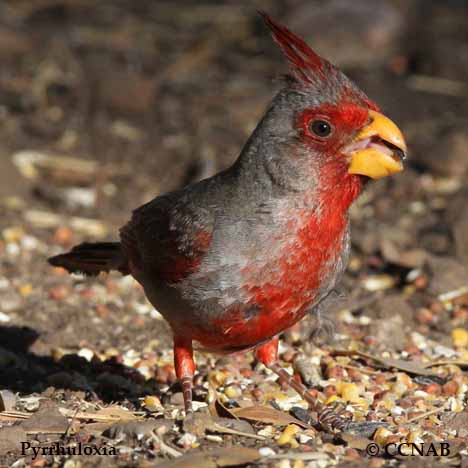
[309,120,332,137]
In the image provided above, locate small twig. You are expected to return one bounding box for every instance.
[62,406,80,439]
[406,407,446,424]
[438,286,468,303]
[267,452,330,461]
[342,364,382,375]
[150,431,182,458]
[423,360,468,369]
[0,411,30,419]
[211,422,266,441]
[26,430,70,435]
[58,407,142,422]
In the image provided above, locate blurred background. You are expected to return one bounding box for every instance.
[0,0,467,223]
[0,1,467,464]
[0,0,467,360]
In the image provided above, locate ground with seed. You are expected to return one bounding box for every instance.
[0,1,467,467]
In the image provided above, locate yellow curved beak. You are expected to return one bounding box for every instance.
[347,110,407,179]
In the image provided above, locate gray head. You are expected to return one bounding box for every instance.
[233,13,406,198]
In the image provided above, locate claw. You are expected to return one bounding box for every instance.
[256,339,388,434]
[317,404,351,432]
[340,421,389,438]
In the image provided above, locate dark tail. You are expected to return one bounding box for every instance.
[48,242,129,276]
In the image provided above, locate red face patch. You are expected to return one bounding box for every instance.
[297,102,370,156]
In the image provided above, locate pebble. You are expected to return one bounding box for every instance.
[259,447,276,457]
[2,226,24,243]
[391,382,408,397]
[448,397,464,413]
[48,285,70,301]
[442,381,458,396]
[176,432,197,449]
[452,328,468,347]
[277,460,291,468]
[325,366,346,380]
[277,424,300,447]
[361,274,396,292]
[5,243,20,257]
[143,396,163,412]
[363,335,378,346]
[224,385,241,399]
[258,426,276,438]
[77,348,94,362]
[294,355,322,386]
[374,374,386,386]
[251,388,263,401]
[0,291,21,311]
[347,368,363,382]
[292,461,305,468]
[324,395,341,405]
[208,370,227,387]
[368,459,385,468]
[0,310,11,323]
[63,460,81,468]
[323,385,337,397]
[423,383,441,395]
[298,433,314,444]
[413,275,429,290]
[373,427,392,445]
[19,284,33,297]
[340,383,361,403]
[415,308,435,325]
[404,345,421,356]
[21,235,40,250]
[156,365,175,384]
[54,226,74,246]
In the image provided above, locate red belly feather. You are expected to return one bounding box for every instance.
[191,200,349,350]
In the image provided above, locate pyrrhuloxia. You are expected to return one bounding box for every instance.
[49,13,406,430]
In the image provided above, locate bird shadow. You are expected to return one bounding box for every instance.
[0,325,167,404]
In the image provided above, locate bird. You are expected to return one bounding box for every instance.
[49,12,406,431]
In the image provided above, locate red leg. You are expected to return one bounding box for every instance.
[255,336,279,366]
[255,337,350,432]
[173,336,195,415]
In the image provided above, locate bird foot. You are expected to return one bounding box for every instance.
[315,401,388,436]
[338,421,389,438]
[265,360,387,435]
[257,341,388,435]
[315,401,351,432]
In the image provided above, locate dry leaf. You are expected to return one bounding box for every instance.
[93,406,138,421]
[183,413,261,439]
[104,419,172,439]
[230,405,310,428]
[80,422,113,437]
[443,410,468,434]
[59,406,140,423]
[0,410,29,421]
[332,350,437,376]
[377,358,437,377]
[156,447,261,468]
[0,390,17,412]
[211,399,242,420]
[0,426,27,455]
[20,407,68,434]
[424,360,468,369]
[339,433,372,450]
